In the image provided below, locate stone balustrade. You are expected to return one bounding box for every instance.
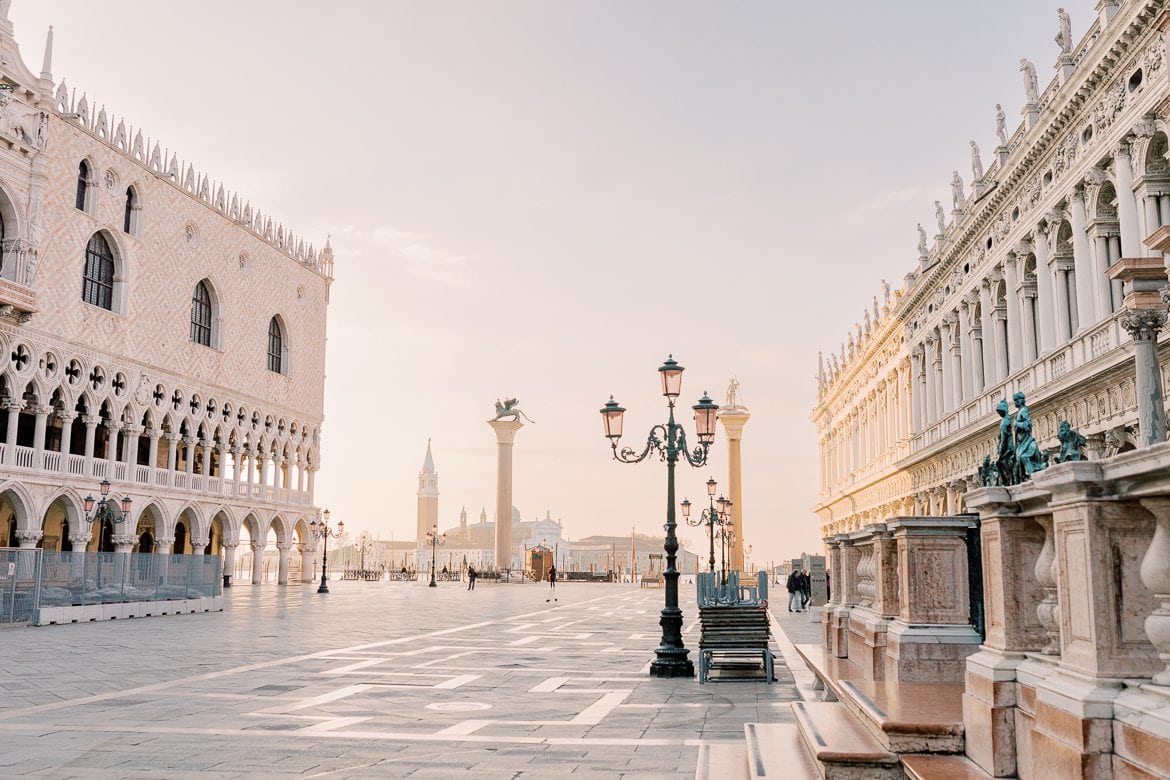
[962,441,1170,778]
[824,515,981,684]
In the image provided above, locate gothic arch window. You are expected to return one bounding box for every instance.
[82,233,115,310]
[190,280,213,347]
[76,160,91,211]
[123,186,140,236]
[267,316,286,374]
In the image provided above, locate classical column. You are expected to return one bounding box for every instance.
[1115,141,1142,258]
[979,278,997,387]
[183,436,195,477]
[81,414,98,470]
[31,404,50,467]
[911,348,924,431]
[959,301,974,401]
[166,433,178,475]
[104,421,118,466]
[1069,186,1097,330]
[718,404,750,573]
[222,540,237,587]
[488,418,524,571]
[15,529,41,549]
[190,537,206,556]
[299,542,315,583]
[1032,226,1058,352]
[940,317,956,413]
[1109,258,1169,445]
[147,429,160,475]
[1021,288,1038,364]
[1093,233,1115,320]
[950,315,964,408]
[932,336,945,419]
[276,541,291,585]
[57,411,75,462]
[993,309,1009,380]
[201,438,212,481]
[231,446,243,495]
[251,539,266,584]
[2,399,23,465]
[123,425,142,472]
[1003,255,1022,374]
[923,337,937,424]
[246,448,256,493]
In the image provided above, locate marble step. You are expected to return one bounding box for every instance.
[694,740,748,780]
[744,722,818,780]
[835,679,966,753]
[792,701,901,780]
[901,753,993,779]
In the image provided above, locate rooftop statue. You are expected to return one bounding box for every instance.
[1020,58,1040,103]
[1055,8,1072,57]
[995,104,1007,146]
[917,224,929,257]
[881,278,891,305]
[491,398,535,423]
[1053,420,1086,463]
[934,201,946,234]
[951,171,965,210]
[970,140,984,180]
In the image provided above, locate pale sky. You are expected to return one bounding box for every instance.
[13,0,1098,564]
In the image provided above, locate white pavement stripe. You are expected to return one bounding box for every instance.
[508,635,542,646]
[298,716,373,732]
[280,684,373,713]
[529,676,569,693]
[434,674,481,689]
[570,690,631,725]
[434,719,494,736]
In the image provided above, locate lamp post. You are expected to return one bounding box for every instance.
[426,524,447,587]
[718,522,736,586]
[83,479,132,554]
[310,509,344,594]
[681,477,720,576]
[600,355,718,679]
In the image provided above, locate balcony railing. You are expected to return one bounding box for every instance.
[0,445,312,506]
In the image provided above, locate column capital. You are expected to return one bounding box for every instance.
[122,424,143,435]
[32,404,52,416]
[56,410,76,423]
[14,529,41,544]
[68,532,92,546]
[1119,309,1167,341]
[2,399,25,413]
[221,540,238,551]
[81,414,99,427]
[275,541,291,551]
[251,539,267,551]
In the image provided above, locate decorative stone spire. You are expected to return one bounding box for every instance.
[422,437,435,472]
[40,25,52,81]
[416,439,438,542]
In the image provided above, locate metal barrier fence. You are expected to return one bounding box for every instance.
[1,548,223,624]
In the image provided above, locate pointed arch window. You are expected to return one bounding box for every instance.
[267,317,284,374]
[82,233,115,310]
[76,161,90,211]
[190,281,213,346]
[123,186,139,235]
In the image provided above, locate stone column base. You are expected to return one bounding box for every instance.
[963,648,1028,777]
[848,606,893,680]
[1023,659,1120,779]
[882,620,982,683]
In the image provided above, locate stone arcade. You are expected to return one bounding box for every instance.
[0,7,332,590]
[811,2,1170,776]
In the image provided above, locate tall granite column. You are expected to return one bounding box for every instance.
[488,418,524,572]
[718,404,750,573]
[1107,257,1169,446]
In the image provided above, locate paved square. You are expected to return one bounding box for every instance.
[0,581,798,777]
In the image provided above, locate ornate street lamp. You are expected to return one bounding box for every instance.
[681,477,721,576]
[310,509,344,594]
[599,355,718,678]
[83,479,133,553]
[425,524,447,587]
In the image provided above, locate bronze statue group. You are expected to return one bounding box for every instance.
[979,392,1086,487]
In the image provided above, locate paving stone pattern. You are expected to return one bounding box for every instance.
[0,581,801,778]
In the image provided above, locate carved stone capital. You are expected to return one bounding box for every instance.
[1119,308,1167,341]
[14,529,42,544]
[251,540,267,551]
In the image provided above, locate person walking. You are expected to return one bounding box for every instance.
[546,565,557,602]
[800,569,812,611]
[786,569,802,612]
[467,565,477,591]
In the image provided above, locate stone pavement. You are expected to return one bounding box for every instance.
[0,580,802,778]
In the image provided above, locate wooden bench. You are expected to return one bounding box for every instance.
[698,605,774,683]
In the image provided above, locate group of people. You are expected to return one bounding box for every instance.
[785,568,812,612]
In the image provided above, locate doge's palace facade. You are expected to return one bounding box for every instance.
[814,0,1170,538]
[0,9,333,585]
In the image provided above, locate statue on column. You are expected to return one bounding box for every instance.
[994,399,1017,486]
[970,141,984,181]
[934,201,946,234]
[1055,8,1072,57]
[951,171,965,210]
[725,377,744,409]
[1020,58,1040,103]
[995,104,1008,146]
[1012,392,1048,479]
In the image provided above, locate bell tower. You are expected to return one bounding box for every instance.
[416,439,438,543]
